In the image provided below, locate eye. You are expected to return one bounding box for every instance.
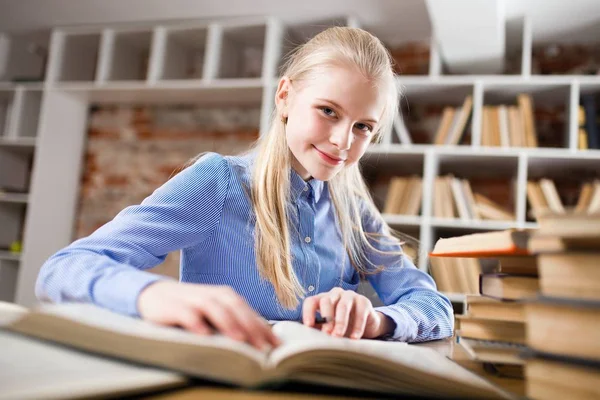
[354,123,373,134]
[320,107,337,117]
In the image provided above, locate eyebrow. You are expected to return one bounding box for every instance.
[316,98,379,124]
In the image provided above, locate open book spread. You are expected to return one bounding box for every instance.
[2,303,514,399]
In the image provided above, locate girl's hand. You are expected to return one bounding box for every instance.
[302,287,395,339]
[137,281,281,350]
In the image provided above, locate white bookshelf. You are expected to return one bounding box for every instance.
[0,14,597,307]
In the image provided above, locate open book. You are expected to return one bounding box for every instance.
[2,303,514,399]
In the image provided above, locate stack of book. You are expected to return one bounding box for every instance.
[430,230,538,379]
[480,94,538,148]
[527,179,600,218]
[433,175,515,221]
[432,95,473,145]
[382,175,423,216]
[523,210,600,400]
[430,215,600,399]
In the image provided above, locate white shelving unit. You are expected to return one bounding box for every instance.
[0,14,597,307]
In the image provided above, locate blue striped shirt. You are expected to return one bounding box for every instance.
[36,152,453,342]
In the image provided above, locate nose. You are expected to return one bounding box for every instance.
[329,124,353,151]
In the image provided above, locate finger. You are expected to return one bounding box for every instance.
[349,297,370,339]
[302,295,322,327]
[200,302,247,343]
[222,296,280,350]
[332,291,355,337]
[319,296,335,334]
[175,307,212,336]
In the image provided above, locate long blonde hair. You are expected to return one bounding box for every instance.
[251,26,408,309]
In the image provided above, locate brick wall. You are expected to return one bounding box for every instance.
[76,105,260,279]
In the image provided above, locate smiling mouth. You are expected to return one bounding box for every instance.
[313,145,346,165]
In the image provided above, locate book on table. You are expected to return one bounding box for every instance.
[0,302,515,400]
[430,230,531,258]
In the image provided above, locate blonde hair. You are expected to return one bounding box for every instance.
[251,26,409,309]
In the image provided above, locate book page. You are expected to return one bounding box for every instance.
[0,330,185,400]
[35,303,266,363]
[269,320,410,364]
[268,321,512,399]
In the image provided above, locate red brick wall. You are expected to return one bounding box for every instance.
[76,105,260,279]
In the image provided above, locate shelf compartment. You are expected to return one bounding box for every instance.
[217,24,266,79]
[57,32,101,82]
[435,153,519,224]
[15,89,42,138]
[481,82,571,149]
[0,89,15,138]
[530,21,600,76]
[578,82,600,151]
[0,259,18,302]
[0,30,50,83]
[398,82,474,145]
[0,202,26,250]
[526,156,600,220]
[108,30,153,82]
[0,146,34,192]
[361,152,425,215]
[160,27,209,80]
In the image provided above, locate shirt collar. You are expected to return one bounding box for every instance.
[289,168,325,203]
[239,150,325,203]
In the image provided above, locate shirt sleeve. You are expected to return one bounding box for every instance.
[35,152,231,317]
[362,213,454,343]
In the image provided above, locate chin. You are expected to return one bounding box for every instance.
[309,166,341,181]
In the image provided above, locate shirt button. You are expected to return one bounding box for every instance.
[304,236,311,243]
[303,186,308,192]
[308,285,315,292]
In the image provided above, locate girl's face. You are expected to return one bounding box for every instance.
[276,64,386,181]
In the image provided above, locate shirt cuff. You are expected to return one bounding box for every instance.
[375,304,419,342]
[93,267,173,317]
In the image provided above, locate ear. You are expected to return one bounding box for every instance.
[275,76,292,118]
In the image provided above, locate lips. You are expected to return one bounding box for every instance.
[313,146,346,164]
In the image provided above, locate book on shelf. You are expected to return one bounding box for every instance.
[382,175,422,216]
[428,256,481,295]
[479,274,539,301]
[433,107,455,145]
[430,229,531,257]
[480,95,535,148]
[517,94,538,148]
[580,93,599,150]
[473,193,515,221]
[575,181,596,213]
[432,96,472,145]
[526,180,549,218]
[578,105,588,150]
[528,180,600,220]
[1,303,513,400]
[538,178,565,214]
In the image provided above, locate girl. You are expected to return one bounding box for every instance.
[36,27,453,350]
